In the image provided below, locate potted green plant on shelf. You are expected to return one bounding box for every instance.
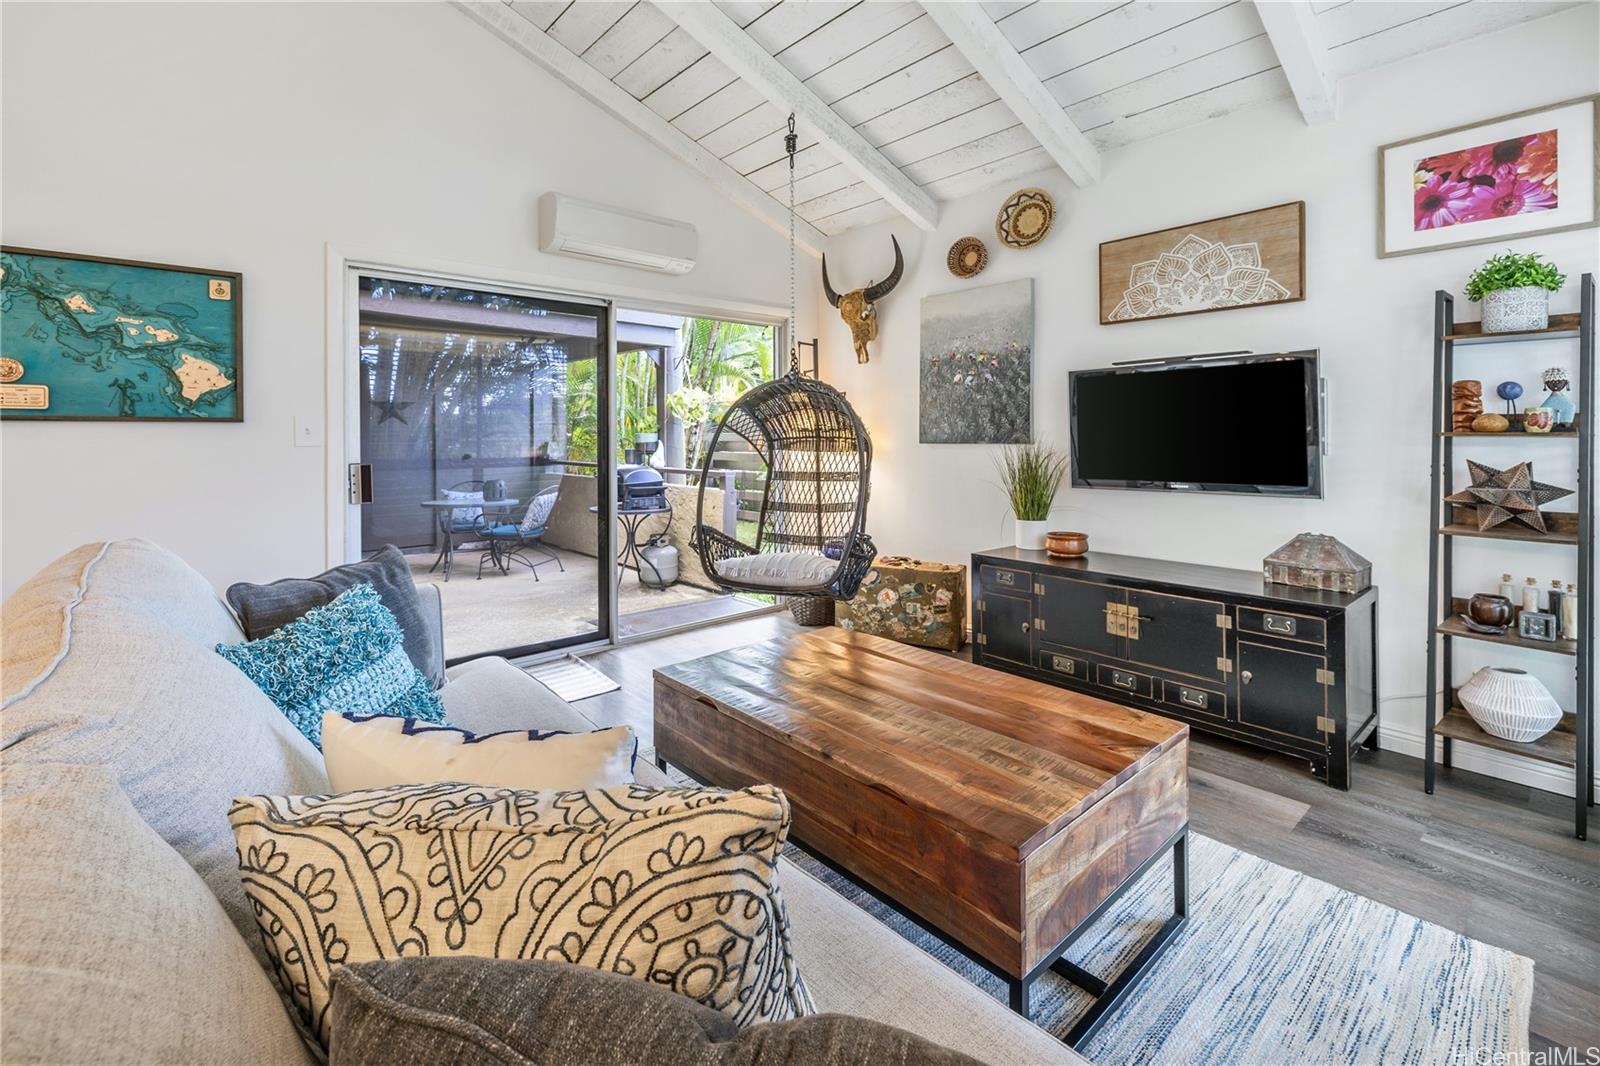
[996,442,1067,551]
[1465,251,1567,333]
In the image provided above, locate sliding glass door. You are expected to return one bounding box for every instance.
[355,274,610,662]
[613,308,777,639]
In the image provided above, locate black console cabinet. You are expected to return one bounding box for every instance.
[971,547,1379,789]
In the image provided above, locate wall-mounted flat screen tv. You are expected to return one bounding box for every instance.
[1069,351,1323,497]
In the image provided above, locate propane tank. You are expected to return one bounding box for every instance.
[638,534,679,588]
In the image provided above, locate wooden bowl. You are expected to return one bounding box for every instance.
[1045,531,1088,557]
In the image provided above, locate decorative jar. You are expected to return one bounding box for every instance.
[1458,666,1562,742]
[1481,286,1550,333]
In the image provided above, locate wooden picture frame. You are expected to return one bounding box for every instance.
[1098,201,1305,325]
[0,246,243,422]
[1377,94,1599,258]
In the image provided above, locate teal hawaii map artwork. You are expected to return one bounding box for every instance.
[0,249,240,420]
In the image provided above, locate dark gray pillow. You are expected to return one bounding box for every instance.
[225,545,443,688]
[328,958,985,1066]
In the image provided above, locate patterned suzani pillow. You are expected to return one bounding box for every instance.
[216,583,444,749]
[229,781,812,1047]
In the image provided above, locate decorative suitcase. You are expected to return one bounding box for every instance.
[836,556,966,651]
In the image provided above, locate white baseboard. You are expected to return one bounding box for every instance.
[1379,722,1598,799]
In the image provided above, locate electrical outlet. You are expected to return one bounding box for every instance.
[294,414,324,448]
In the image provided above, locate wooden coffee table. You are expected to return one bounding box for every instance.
[653,627,1189,1048]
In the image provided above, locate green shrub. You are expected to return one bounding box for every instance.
[1465,252,1567,301]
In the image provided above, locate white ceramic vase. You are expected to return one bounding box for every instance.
[1011,515,1049,547]
[1014,519,1049,551]
[1481,286,1550,333]
[1458,666,1562,742]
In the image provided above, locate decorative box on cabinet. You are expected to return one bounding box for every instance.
[971,548,1380,789]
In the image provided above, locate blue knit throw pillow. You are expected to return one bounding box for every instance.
[217,584,445,750]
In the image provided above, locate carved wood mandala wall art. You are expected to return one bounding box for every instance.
[1099,201,1305,324]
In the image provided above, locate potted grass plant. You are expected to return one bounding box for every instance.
[996,443,1067,551]
[1466,251,1566,333]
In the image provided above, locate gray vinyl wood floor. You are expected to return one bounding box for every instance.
[568,612,1600,1054]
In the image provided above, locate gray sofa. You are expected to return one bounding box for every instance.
[0,539,1085,1065]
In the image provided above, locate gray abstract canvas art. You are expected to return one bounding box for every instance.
[919,278,1033,444]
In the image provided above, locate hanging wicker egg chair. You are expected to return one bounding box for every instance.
[688,113,877,601]
[690,370,876,601]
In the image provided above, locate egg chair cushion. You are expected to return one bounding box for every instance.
[715,551,838,589]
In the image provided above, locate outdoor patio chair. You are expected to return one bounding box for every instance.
[475,485,564,580]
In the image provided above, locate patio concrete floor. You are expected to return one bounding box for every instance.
[407,545,752,660]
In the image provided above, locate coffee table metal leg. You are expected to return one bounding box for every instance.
[1007,977,1030,1017]
[1007,827,1189,1051]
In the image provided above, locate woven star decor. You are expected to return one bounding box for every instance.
[1444,460,1573,533]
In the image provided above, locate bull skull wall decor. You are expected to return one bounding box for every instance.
[821,236,904,364]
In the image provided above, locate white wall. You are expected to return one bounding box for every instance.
[0,1,818,596]
[818,6,1599,795]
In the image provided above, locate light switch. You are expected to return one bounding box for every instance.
[294,414,324,447]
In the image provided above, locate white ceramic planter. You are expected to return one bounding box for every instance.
[1481,286,1550,333]
[1014,519,1049,551]
[1458,666,1562,742]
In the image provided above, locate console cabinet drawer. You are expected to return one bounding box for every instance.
[1097,663,1153,700]
[979,564,1031,595]
[1161,680,1227,720]
[1238,607,1326,645]
[1037,644,1089,682]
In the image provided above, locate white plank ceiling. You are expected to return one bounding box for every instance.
[473,0,1582,237]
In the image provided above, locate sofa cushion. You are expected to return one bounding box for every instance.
[328,957,983,1066]
[231,781,812,1047]
[321,711,637,791]
[217,585,445,749]
[225,545,444,688]
[0,763,314,1066]
[0,540,329,958]
[438,654,595,734]
[777,858,1087,1066]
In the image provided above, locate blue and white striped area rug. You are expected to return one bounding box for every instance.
[786,834,1532,1064]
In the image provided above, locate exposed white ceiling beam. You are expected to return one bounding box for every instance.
[918,2,1100,187]
[1253,0,1338,124]
[453,1,828,257]
[653,2,941,232]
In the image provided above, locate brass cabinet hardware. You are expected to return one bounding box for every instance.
[1315,668,1336,686]
[975,633,988,646]
[1316,715,1336,733]
[1216,614,1233,630]
[1111,670,1137,690]
[975,599,985,612]
[1264,614,1297,636]
[1217,657,1234,674]
[1178,687,1208,709]
[1241,669,1253,684]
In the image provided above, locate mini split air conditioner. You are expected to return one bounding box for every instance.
[538,192,698,275]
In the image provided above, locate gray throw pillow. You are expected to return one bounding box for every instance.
[225,545,442,688]
[329,958,985,1066]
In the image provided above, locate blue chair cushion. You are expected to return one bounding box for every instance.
[484,524,525,539]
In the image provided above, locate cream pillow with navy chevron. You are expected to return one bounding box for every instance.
[320,711,637,792]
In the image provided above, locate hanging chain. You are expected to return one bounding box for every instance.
[786,113,799,375]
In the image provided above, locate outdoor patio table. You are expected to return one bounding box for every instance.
[420,497,517,581]
[591,502,672,584]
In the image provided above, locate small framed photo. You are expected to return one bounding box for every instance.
[1377,94,1598,258]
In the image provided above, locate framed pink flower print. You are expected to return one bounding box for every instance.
[1378,95,1597,257]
